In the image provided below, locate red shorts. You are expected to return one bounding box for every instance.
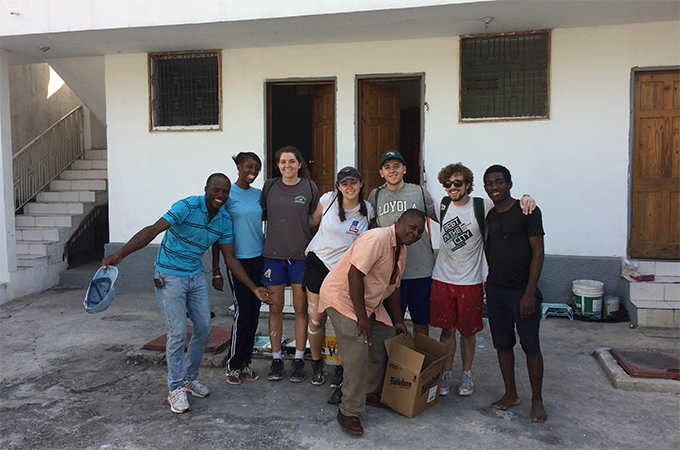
[429,280,484,337]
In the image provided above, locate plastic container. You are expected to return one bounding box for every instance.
[603,295,620,317]
[572,280,604,317]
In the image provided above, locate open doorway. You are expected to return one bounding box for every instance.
[357,76,423,194]
[266,81,336,194]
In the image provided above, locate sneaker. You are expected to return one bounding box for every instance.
[329,365,344,389]
[241,366,259,382]
[290,358,306,382]
[327,387,343,405]
[184,379,210,398]
[311,359,325,386]
[457,371,474,396]
[440,370,452,396]
[226,369,242,385]
[267,358,284,381]
[167,386,189,413]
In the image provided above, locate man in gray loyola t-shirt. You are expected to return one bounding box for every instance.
[368,151,437,337]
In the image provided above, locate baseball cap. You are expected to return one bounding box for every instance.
[336,166,362,184]
[84,266,119,314]
[379,150,405,167]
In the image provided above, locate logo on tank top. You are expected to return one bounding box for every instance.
[294,196,307,204]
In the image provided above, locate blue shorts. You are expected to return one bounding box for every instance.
[486,285,543,355]
[400,277,432,325]
[261,258,307,286]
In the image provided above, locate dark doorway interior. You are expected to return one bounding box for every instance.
[268,83,333,178]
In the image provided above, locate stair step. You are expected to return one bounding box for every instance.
[16,228,61,242]
[84,149,107,160]
[71,159,107,170]
[17,255,48,269]
[24,202,84,215]
[36,191,96,203]
[16,214,74,228]
[59,169,108,180]
[16,242,49,256]
[50,179,106,191]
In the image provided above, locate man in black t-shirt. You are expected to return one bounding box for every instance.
[483,165,547,423]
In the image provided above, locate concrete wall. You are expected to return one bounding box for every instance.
[9,63,81,153]
[99,20,680,298]
[0,1,466,35]
[0,49,16,292]
[105,21,679,256]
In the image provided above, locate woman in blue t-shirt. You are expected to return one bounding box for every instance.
[212,152,266,385]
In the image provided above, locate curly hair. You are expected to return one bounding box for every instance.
[437,163,474,194]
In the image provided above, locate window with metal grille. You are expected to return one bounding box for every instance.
[149,50,221,130]
[460,31,550,121]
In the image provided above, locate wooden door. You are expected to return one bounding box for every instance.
[311,85,335,194]
[630,70,680,259]
[359,82,401,194]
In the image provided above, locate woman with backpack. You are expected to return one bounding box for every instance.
[304,167,375,393]
[261,146,320,383]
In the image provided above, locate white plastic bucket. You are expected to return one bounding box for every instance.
[572,280,604,317]
[603,295,620,317]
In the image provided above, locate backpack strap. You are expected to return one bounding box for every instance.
[473,197,486,245]
[439,196,451,229]
[323,193,338,217]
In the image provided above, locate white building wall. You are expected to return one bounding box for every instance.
[105,21,679,258]
[0,49,16,289]
[0,1,470,35]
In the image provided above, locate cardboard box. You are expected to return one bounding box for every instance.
[380,332,452,418]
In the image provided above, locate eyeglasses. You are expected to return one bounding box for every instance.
[443,179,465,189]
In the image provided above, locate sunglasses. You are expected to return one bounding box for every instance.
[443,179,465,188]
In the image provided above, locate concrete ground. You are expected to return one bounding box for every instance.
[1,287,679,450]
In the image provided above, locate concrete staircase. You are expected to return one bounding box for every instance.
[627,260,680,328]
[14,149,108,271]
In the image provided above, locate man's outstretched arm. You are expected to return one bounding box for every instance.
[102,218,171,268]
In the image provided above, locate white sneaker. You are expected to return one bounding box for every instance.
[184,379,210,398]
[458,371,474,396]
[440,370,452,396]
[168,386,190,413]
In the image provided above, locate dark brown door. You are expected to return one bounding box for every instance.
[359,82,401,194]
[311,85,335,194]
[630,70,680,259]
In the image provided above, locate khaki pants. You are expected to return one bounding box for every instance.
[327,307,395,418]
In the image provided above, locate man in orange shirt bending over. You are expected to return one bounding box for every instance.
[319,209,426,436]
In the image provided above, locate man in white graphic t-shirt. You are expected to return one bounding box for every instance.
[431,163,534,397]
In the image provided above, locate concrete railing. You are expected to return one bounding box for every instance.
[12,106,84,211]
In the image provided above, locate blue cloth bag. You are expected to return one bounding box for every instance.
[84,266,119,314]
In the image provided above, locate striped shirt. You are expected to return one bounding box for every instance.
[155,195,234,276]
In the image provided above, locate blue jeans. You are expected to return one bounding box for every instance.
[155,271,212,390]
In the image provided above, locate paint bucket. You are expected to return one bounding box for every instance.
[572,280,604,317]
[603,295,620,317]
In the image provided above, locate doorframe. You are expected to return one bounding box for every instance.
[264,78,337,180]
[627,66,680,257]
[355,73,425,183]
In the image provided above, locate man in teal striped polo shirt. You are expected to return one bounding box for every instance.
[103,173,272,413]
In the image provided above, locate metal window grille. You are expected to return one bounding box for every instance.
[149,51,221,129]
[461,31,549,120]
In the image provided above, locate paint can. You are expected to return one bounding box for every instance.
[603,295,620,317]
[572,280,604,317]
